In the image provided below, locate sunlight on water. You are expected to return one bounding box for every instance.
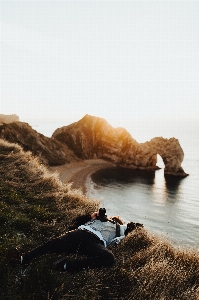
[88,162,199,249]
[153,154,167,203]
[152,169,167,205]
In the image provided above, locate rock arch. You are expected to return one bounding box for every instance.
[53,115,188,177]
[147,137,187,177]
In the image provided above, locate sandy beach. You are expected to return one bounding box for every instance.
[49,159,116,194]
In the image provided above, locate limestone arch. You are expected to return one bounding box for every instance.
[149,137,187,177]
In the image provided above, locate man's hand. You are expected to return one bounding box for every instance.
[91,211,99,219]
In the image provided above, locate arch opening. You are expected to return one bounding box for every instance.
[156,154,165,169]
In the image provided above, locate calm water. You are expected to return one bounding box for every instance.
[30,119,199,249]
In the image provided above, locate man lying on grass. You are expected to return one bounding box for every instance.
[8,208,143,272]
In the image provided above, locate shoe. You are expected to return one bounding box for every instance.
[52,257,67,272]
[20,253,32,265]
[19,265,32,277]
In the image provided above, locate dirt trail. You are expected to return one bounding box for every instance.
[49,159,115,194]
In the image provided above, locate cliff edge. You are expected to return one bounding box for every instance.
[0,122,79,166]
[53,115,187,177]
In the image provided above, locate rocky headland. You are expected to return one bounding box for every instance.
[0,114,187,177]
[53,114,188,177]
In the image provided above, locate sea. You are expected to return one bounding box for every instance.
[29,118,199,249]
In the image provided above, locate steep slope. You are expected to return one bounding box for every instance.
[0,121,79,166]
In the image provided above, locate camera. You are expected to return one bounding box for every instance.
[97,208,107,222]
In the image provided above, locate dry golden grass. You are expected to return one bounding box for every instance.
[0,138,199,300]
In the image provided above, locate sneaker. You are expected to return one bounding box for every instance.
[20,253,32,265]
[52,257,67,272]
[19,265,32,277]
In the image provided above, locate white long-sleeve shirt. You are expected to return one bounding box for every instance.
[78,219,127,246]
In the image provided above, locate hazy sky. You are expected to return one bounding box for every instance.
[1,0,199,128]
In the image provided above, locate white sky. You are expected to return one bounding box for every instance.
[1,0,199,129]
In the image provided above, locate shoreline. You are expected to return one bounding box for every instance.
[49,159,116,194]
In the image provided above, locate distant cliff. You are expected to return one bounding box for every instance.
[0,122,79,166]
[53,115,187,177]
[0,114,19,124]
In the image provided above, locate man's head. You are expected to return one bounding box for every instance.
[124,222,143,236]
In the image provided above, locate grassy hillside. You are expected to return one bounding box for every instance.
[0,139,199,300]
[0,122,79,166]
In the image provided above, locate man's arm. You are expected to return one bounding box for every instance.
[69,211,99,230]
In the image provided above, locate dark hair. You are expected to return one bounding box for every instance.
[124,222,143,236]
